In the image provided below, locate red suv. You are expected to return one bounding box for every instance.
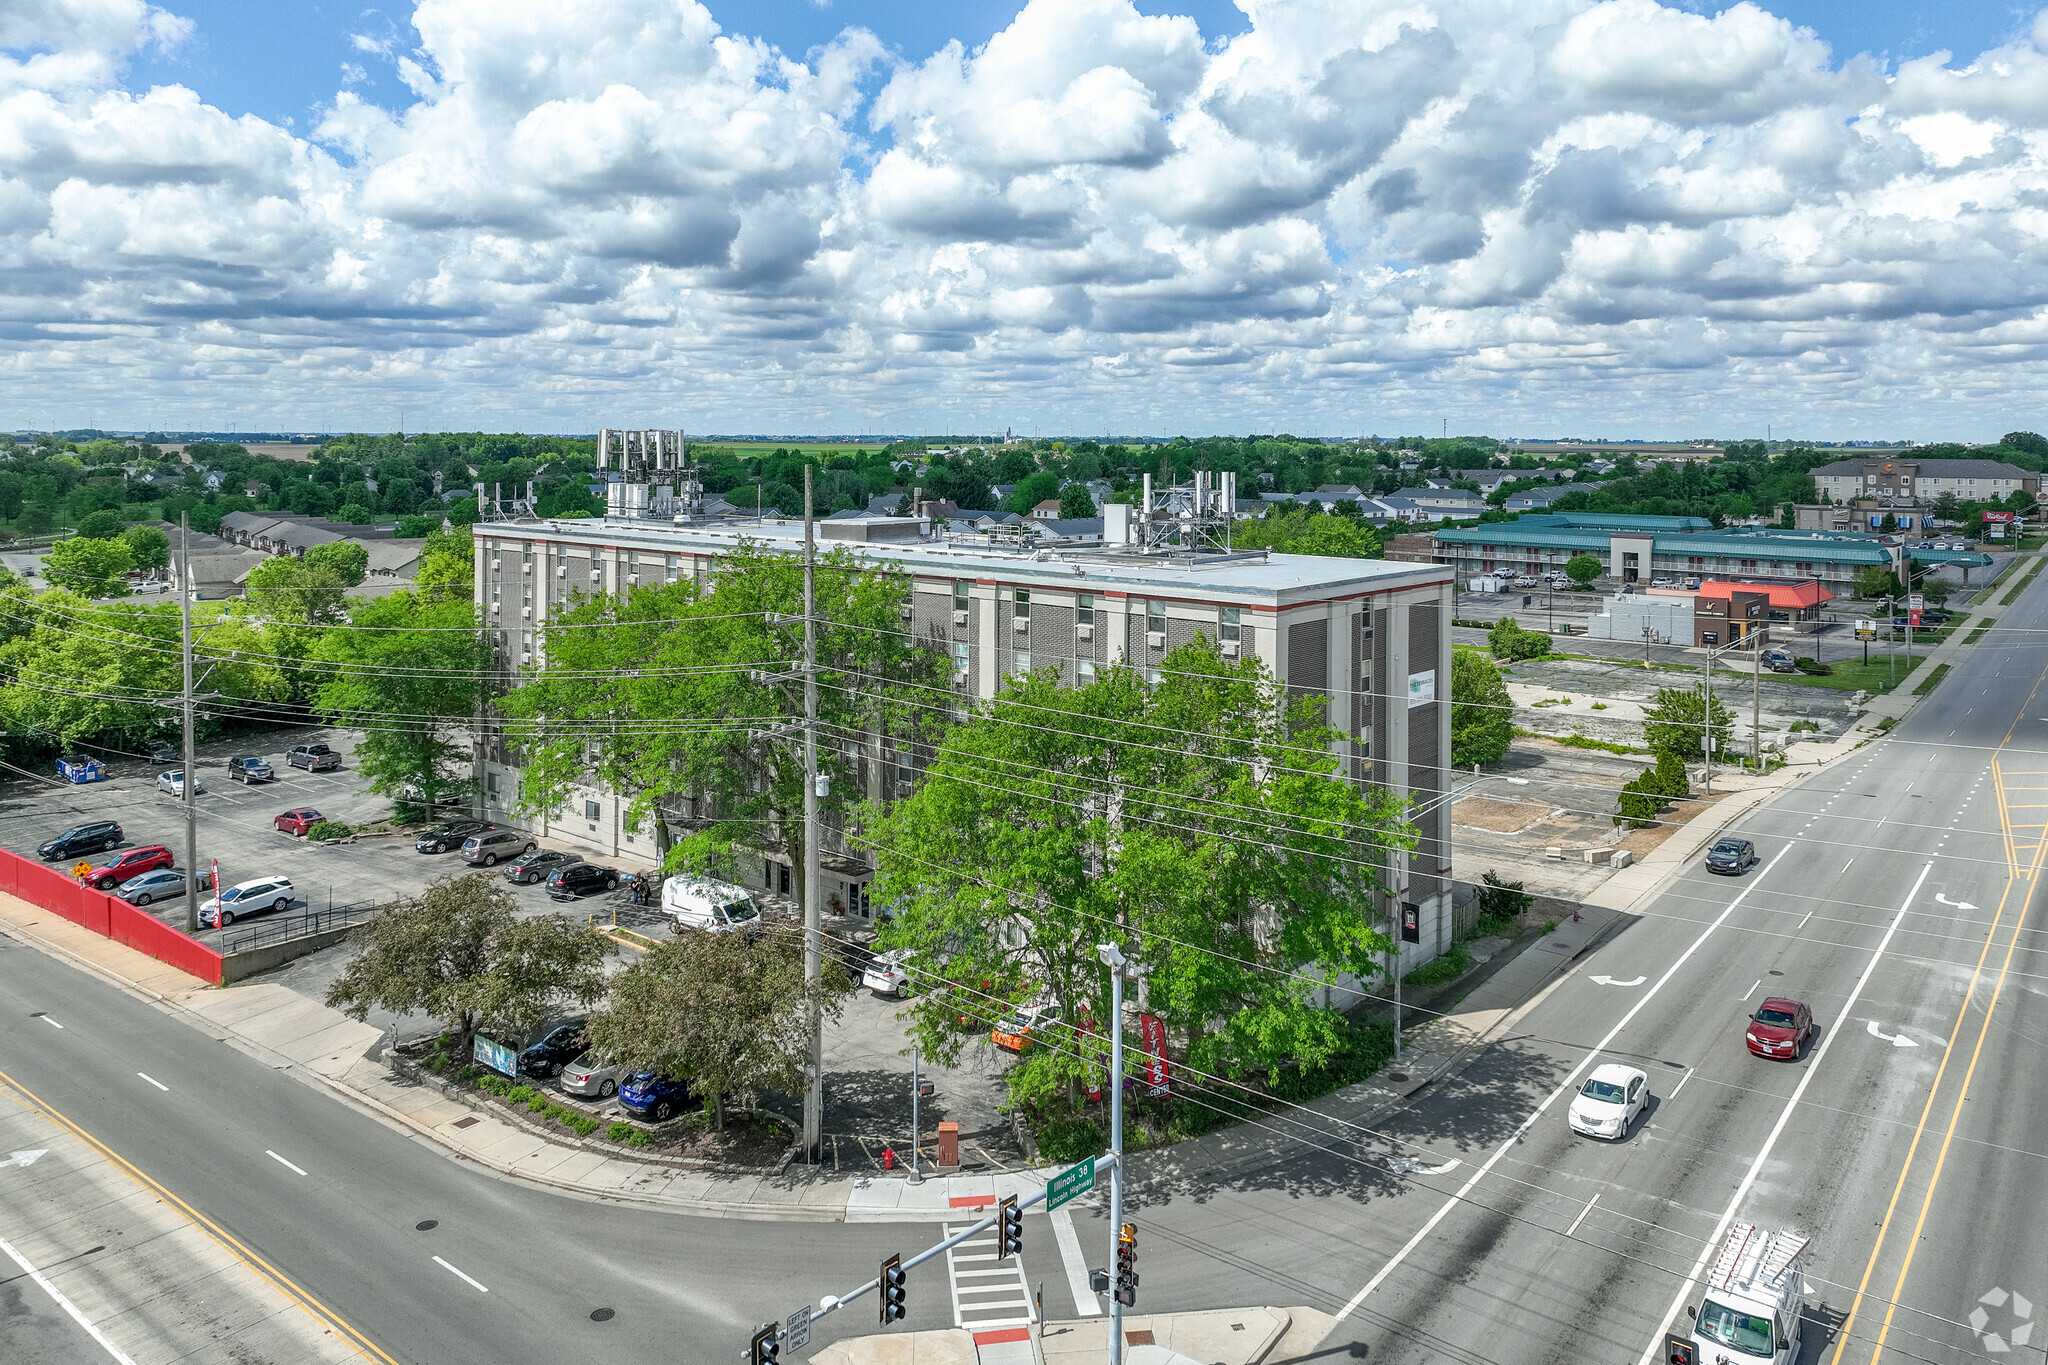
[85,844,174,889]
[1745,997,1815,1060]
[274,808,325,837]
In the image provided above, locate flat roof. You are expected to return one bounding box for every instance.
[485,515,1450,604]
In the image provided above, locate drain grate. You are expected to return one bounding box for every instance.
[452,1116,479,1129]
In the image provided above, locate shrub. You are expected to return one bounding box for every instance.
[307,820,354,842]
[607,1120,636,1143]
[1475,872,1532,935]
[1793,657,1831,675]
[567,1114,601,1136]
[1032,1110,1108,1164]
[1487,615,1552,661]
[527,1094,550,1113]
[507,1084,536,1105]
[1403,941,1473,988]
[626,1129,653,1148]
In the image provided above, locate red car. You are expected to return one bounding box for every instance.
[274,808,325,837]
[84,844,174,889]
[1745,997,1815,1060]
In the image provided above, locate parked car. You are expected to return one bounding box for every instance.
[992,1002,1060,1052]
[503,848,580,885]
[618,1071,695,1122]
[1923,608,1951,624]
[199,875,294,929]
[1704,837,1759,875]
[518,1021,589,1079]
[114,867,204,906]
[862,948,915,997]
[1651,577,1674,588]
[83,844,174,889]
[1745,997,1816,1060]
[286,743,341,771]
[228,755,275,783]
[560,1051,625,1100]
[396,781,466,808]
[156,768,203,796]
[661,876,763,933]
[460,828,538,867]
[416,819,492,854]
[1567,1063,1649,1140]
[1761,649,1797,674]
[38,820,122,860]
[274,807,325,837]
[148,742,179,765]
[545,863,620,901]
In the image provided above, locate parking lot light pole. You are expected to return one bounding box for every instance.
[179,515,199,935]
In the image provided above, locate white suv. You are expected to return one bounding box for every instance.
[199,876,294,928]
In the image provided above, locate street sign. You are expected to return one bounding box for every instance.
[1046,1156,1097,1212]
[784,1305,811,1351]
[472,1035,517,1077]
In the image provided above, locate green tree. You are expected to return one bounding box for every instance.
[1932,492,1961,524]
[1486,615,1551,661]
[1853,565,1900,600]
[119,525,170,575]
[311,590,491,808]
[1917,574,1952,606]
[1451,647,1515,767]
[335,502,377,525]
[1057,483,1097,518]
[325,873,611,1062]
[1878,512,1898,533]
[1282,516,1381,558]
[502,540,943,890]
[43,537,134,596]
[245,555,349,626]
[1565,553,1603,587]
[869,638,1415,1114]
[76,509,125,539]
[414,526,474,597]
[1641,686,1734,762]
[584,929,848,1131]
[305,540,369,586]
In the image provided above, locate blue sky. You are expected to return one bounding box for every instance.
[130,0,2032,129]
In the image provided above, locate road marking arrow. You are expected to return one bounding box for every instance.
[1935,893,1978,911]
[0,1150,46,1170]
[1866,1020,1919,1048]
[1387,1156,1462,1177]
[1590,975,1646,987]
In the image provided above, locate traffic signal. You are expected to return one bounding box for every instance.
[998,1195,1023,1258]
[750,1323,780,1364]
[1114,1223,1138,1307]
[880,1253,907,1324]
[1663,1335,1697,1365]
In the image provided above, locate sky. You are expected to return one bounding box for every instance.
[5,0,2048,439]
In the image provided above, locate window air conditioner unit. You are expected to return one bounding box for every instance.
[1013,617,1030,633]
[898,606,913,620]
[895,781,916,799]
[490,559,501,570]
[952,609,969,627]
[556,566,567,578]
[1075,623,1093,640]
[952,670,969,686]
[628,573,639,584]
[521,561,531,573]
[1221,640,1240,658]
[490,601,501,613]
[1147,630,1166,648]
[520,651,532,664]
[521,606,532,619]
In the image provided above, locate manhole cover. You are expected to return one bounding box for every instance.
[590,1308,615,1322]
[415,1220,438,1231]
[1387,1072,1409,1083]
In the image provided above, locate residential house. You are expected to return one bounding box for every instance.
[1503,482,1596,511]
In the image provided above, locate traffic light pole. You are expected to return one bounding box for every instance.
[1104,943,1127,1365]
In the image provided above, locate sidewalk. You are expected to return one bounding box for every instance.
[812,1306,1334,1365]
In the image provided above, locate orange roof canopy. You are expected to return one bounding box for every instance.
[1696,579,1833,609]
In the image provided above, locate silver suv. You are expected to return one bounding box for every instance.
[460,828,538,867]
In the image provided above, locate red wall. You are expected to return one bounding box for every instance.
[0,850,222,985]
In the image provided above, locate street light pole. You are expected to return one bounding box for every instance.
[802,464,824,1164]
[1751,626,1762,772]
[179,514,199,934]
[1098,942,1127,1365]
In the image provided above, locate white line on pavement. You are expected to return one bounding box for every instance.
[1742,979,1761,1001]
[433,1255,489,1293]
[0,1231,139,1365]
[1049,1207,1100,1317]
[136,1073,167,1091]
[1565,1193,1601,1240]
[264,1150,306,1176]
[39,1015,62,1029]
[1670,1067,1694,1099]
[1633,860,1932,1365]
[1331,842,1796,1324]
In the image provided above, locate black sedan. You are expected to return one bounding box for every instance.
[416,819,492,854]
[519,1021,589,1079]
[545,863,620,901]
[1705,837,1759,875]
[504,848,580,885]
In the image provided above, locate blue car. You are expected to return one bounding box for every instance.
[618,1072,695,1123]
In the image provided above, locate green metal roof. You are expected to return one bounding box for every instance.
[1435,523,1893,564]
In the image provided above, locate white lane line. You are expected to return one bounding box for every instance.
[1670,1067,1695,1098]
[1635,860,1932,1365]
[1565,1193,1601,1240]
[1049,1207,1101,1317]
[265,1150,306,1176]
[1798,912,1813,930]
[1332,841,1795,1324]
[136,1073,167,1092]
[433,1255,489,1293]
[1742,979,1761,1001]
[1842,860,1855,874]
[0,1231,140,1364]
[39,1015,62,1029]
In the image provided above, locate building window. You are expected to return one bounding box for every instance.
[486,771,500,796]
[952,642,969,677]
[1078,660,1096,684]
[954,579,971,611]
[1076,593,1094,625]
[1146,667,1162,685]
[1014,650,1031,673]
[584,800,601,822]
[1014,587,1030,619]
[1147,600,1166,633]
[1220,607,1240,643]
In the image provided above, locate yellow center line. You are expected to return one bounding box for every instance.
[0,1065,402,1365]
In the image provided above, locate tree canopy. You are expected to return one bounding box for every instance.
[1451,648,1515,767]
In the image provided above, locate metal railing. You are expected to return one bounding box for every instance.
[216,901,377,955]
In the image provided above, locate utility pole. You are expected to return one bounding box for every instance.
[802,465,824,1164]
[179,515,199,934]
[1098,942,1128,1365]
[1751,626,1762,772]
[1701,644,1714,797]
[908,1045,923,1185]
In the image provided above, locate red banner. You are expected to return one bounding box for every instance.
[1139,1012,1171,1098]
[1078,1012,1103,1102]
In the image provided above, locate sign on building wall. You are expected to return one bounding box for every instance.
[1407,669,1436,707]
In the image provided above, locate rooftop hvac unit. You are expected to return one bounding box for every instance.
[952,609,969,626]
[1147,630,1166,648]
[1075,623,1094,640]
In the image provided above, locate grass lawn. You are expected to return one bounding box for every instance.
[1999,556,2048,605]
[1964,621,1993,645]
[1914,664,1952,696]
[1762,651,1929,692]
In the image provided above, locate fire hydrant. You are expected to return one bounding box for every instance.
[881,1145,896,1171]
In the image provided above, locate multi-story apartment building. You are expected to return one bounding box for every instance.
[1810,457,2038,505]
[471,509,1460,972]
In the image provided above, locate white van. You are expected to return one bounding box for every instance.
[661,876,763,934]
[1680,1223,1806,1365]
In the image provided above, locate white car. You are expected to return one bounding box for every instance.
[199,875,294,928]
[156,769,203,796]
[862,949,914,997]
[1567,1063,1649,1140]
